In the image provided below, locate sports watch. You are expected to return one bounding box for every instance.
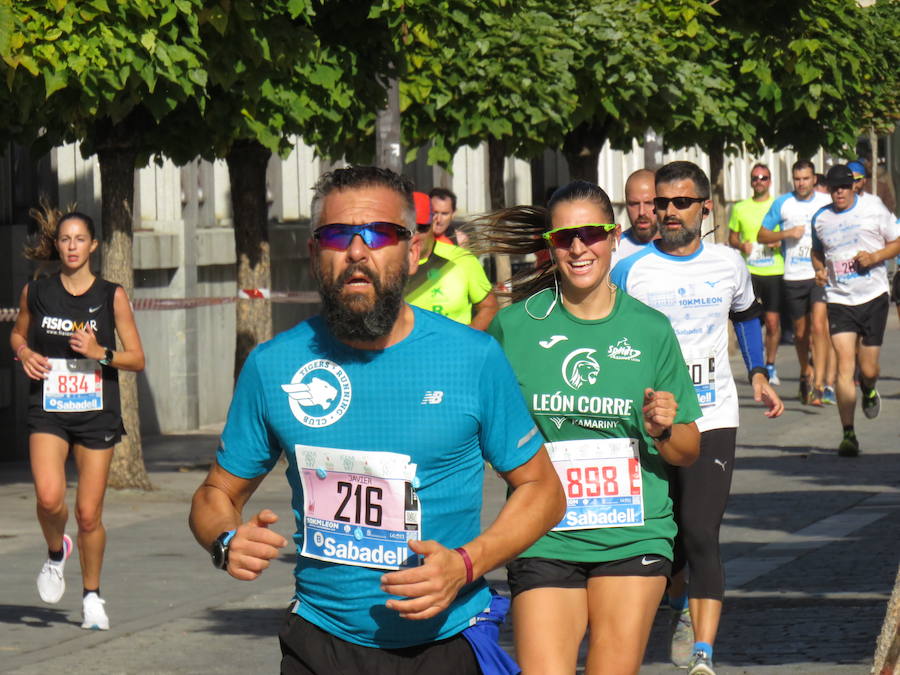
[99,347,114,366]
[211,530,237,570]
[650,426,673,443]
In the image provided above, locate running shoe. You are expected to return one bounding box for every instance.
[669,608,694,668]
[36,533,73,604]
[766,364,781,386]
[81,592,109,630]
[861,388,881,419]
[798,375,811,404]
[838,430,860,457]
[822,386,837,405]
[687,650,716,675]
[808,386,824,407]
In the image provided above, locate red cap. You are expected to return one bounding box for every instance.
[413,191,432,226]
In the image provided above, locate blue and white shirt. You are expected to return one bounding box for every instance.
[218,307,542,648]
[611,242,755,432]
[761,191,831,281]
[811,194,900,306]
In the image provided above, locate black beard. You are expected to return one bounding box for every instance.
[317,261,407,342]
[658,220,699,249]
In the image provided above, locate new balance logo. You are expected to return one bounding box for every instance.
[421,391,444,405]
[538,335,568,349]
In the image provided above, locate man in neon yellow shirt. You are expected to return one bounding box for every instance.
[405,192,498,329]
[728,163,782,384]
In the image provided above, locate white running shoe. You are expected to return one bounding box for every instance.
[36,533,73,604]
[81,592,110,630]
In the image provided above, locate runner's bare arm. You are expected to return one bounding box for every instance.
[757,224,804,243]
[854,237,900,270]
[469,291,500,331]
[380,447,564,620]
[10,285,51,379]
[189,462,287,581]
[811,249,828,286]
[642,388,699,466]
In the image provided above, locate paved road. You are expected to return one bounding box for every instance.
[2,313,898,673]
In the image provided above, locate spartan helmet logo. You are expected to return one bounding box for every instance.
[561,348,600,390]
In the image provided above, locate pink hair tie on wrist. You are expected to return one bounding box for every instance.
[454,547,474,584]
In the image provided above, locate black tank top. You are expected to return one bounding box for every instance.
[27,274,122,427]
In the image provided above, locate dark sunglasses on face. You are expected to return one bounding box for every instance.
[313,222,412,251]
[751,175,770,182]
[416,223,431,233]
[653,196,706,211]
[542,223,616,249]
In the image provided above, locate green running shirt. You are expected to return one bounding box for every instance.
[488,289,701,562]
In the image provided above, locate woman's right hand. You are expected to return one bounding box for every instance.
[19,347,51,380]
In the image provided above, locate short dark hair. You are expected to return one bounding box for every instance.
[655,161,710,200]
[814,173,826,186]
[428,187,457,212]
[310,166,415,231]
[792,159,815,174]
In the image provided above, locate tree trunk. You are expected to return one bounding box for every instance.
[375,77,402,173]
[97,142,151,491]
[708,137,728,244]
[561,121,609,183]
[487,137,511,300]
[227,139,273,381]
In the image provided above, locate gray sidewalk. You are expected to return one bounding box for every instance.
[1,313,899,674]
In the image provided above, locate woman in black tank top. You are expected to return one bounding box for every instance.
[10,206,145,631]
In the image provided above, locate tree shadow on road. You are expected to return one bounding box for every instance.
[0,603,79,629]
[200,606,285,637]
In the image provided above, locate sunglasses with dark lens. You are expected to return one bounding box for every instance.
[313,222,411,251]
[653,196,706,211]
[751,175,770,182]
[416,223,431,233]
[542,224,617,249]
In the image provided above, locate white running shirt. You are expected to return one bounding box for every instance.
[761,191,831,281]
[811,194,900,306]
[611,242,755,432]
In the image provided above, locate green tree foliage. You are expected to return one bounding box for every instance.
[1,0,210,489]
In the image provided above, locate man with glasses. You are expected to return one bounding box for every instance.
[612,160,783,675]
[189,166,564,674]
[728,164,782,385]
[811,164,900,457]
[405,191,498,329]
[618,168,659,259]
[757,160,832,405]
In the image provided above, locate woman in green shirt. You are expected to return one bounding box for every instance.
[471,181,701,674]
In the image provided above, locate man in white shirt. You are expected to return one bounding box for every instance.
[811,164,900,456]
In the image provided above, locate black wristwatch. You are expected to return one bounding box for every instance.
[650,426,673,443]
[99,347,114,366]
[211,530,236,570]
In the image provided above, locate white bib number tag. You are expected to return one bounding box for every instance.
[747,242,775,268]
[685,352,716,407]
[790,244,811,266]
[43,358,103,412]
[296,446,421,570]
[547,438,644,531]
[827,257,863,284]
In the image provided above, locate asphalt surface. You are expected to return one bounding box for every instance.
[1,312,899,674]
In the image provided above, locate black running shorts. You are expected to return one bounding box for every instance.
[507,555,672,598]
[827,293,890,346]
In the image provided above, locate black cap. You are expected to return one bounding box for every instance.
[825,165,854,189]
